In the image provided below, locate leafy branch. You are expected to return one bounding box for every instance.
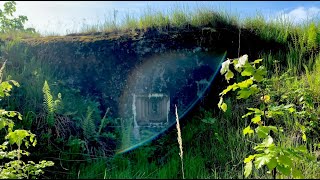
[0,1,35,33]
[218,55,316,179]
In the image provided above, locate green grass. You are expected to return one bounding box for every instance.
[33,5,316,76]
[2,5,320,179]
[0,29,40,41]
[67,6,238,34]
[106,62,320,179]
[64,52,320,179]
[66,109,252,179]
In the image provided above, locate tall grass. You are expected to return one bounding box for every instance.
[72,6,239,34]
[0,29,40,41]
[52,5,316,76]
[70,107,261,179]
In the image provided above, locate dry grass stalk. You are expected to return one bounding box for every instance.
[175,104,185,179]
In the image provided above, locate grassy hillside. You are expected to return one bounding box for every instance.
[0,6,320,179]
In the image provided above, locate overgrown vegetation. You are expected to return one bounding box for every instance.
[1,1,320,179]
[45,5,319,75]
[218,54,318,178]
[0,1,39,40]
[0,60,54,178]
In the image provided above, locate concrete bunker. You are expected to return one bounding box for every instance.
[133,93,170,127]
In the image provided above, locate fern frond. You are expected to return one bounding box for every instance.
[82,106,96,139]
[42,80,55,127]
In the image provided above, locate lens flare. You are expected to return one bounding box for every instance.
[117,51,227,154]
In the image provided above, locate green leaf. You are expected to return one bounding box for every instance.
[253,66,267,82]
[10,80,19,87]
[278,155,293,167]
[0,120,5,130]
[18,114,22,120]
[241,66,255,76]
[254,154,271,169]
[237,79,253,89]
[242,112,254,118]
[256,126,269,139]
[244,155,256,163]
[243,126,254,136]
[30,135,34,143]
[233,59,239,66]
[247,108,263,114]
[244,161,253,178]
[237,88,253,99]
[251,115,261,124]
[7,111,17,117]
[302,133,307,141]
[249,84,259,94]
[220,83,238,95]
[25,140,29,148]
[225,70,234,82]
[267,126,278,134]
[6,130,30,146]
[256,66,267,75]
[261,136,274,147]
[277,164,291,176]
[220,85,233,96]
[254,136,274,150]
[221,103,227,112]
[253,73,264,82]
[296,145,307,153]
[234,61,242,72]
[288,107,295,113]
[266,157,277,171]
[32,139,37,146]
[253,59,263,64]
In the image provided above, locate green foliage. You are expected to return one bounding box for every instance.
[243,13,291,44]
[307,22,318,51]
[0,160,54,179]
[260,62,320,142]
[82,106,96,140]
[77,5,239,34]
[42,80,61,127]
[171,8,189,28]
[218,55,317,178]
[0,1,35,33]
[0,60,54,178]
